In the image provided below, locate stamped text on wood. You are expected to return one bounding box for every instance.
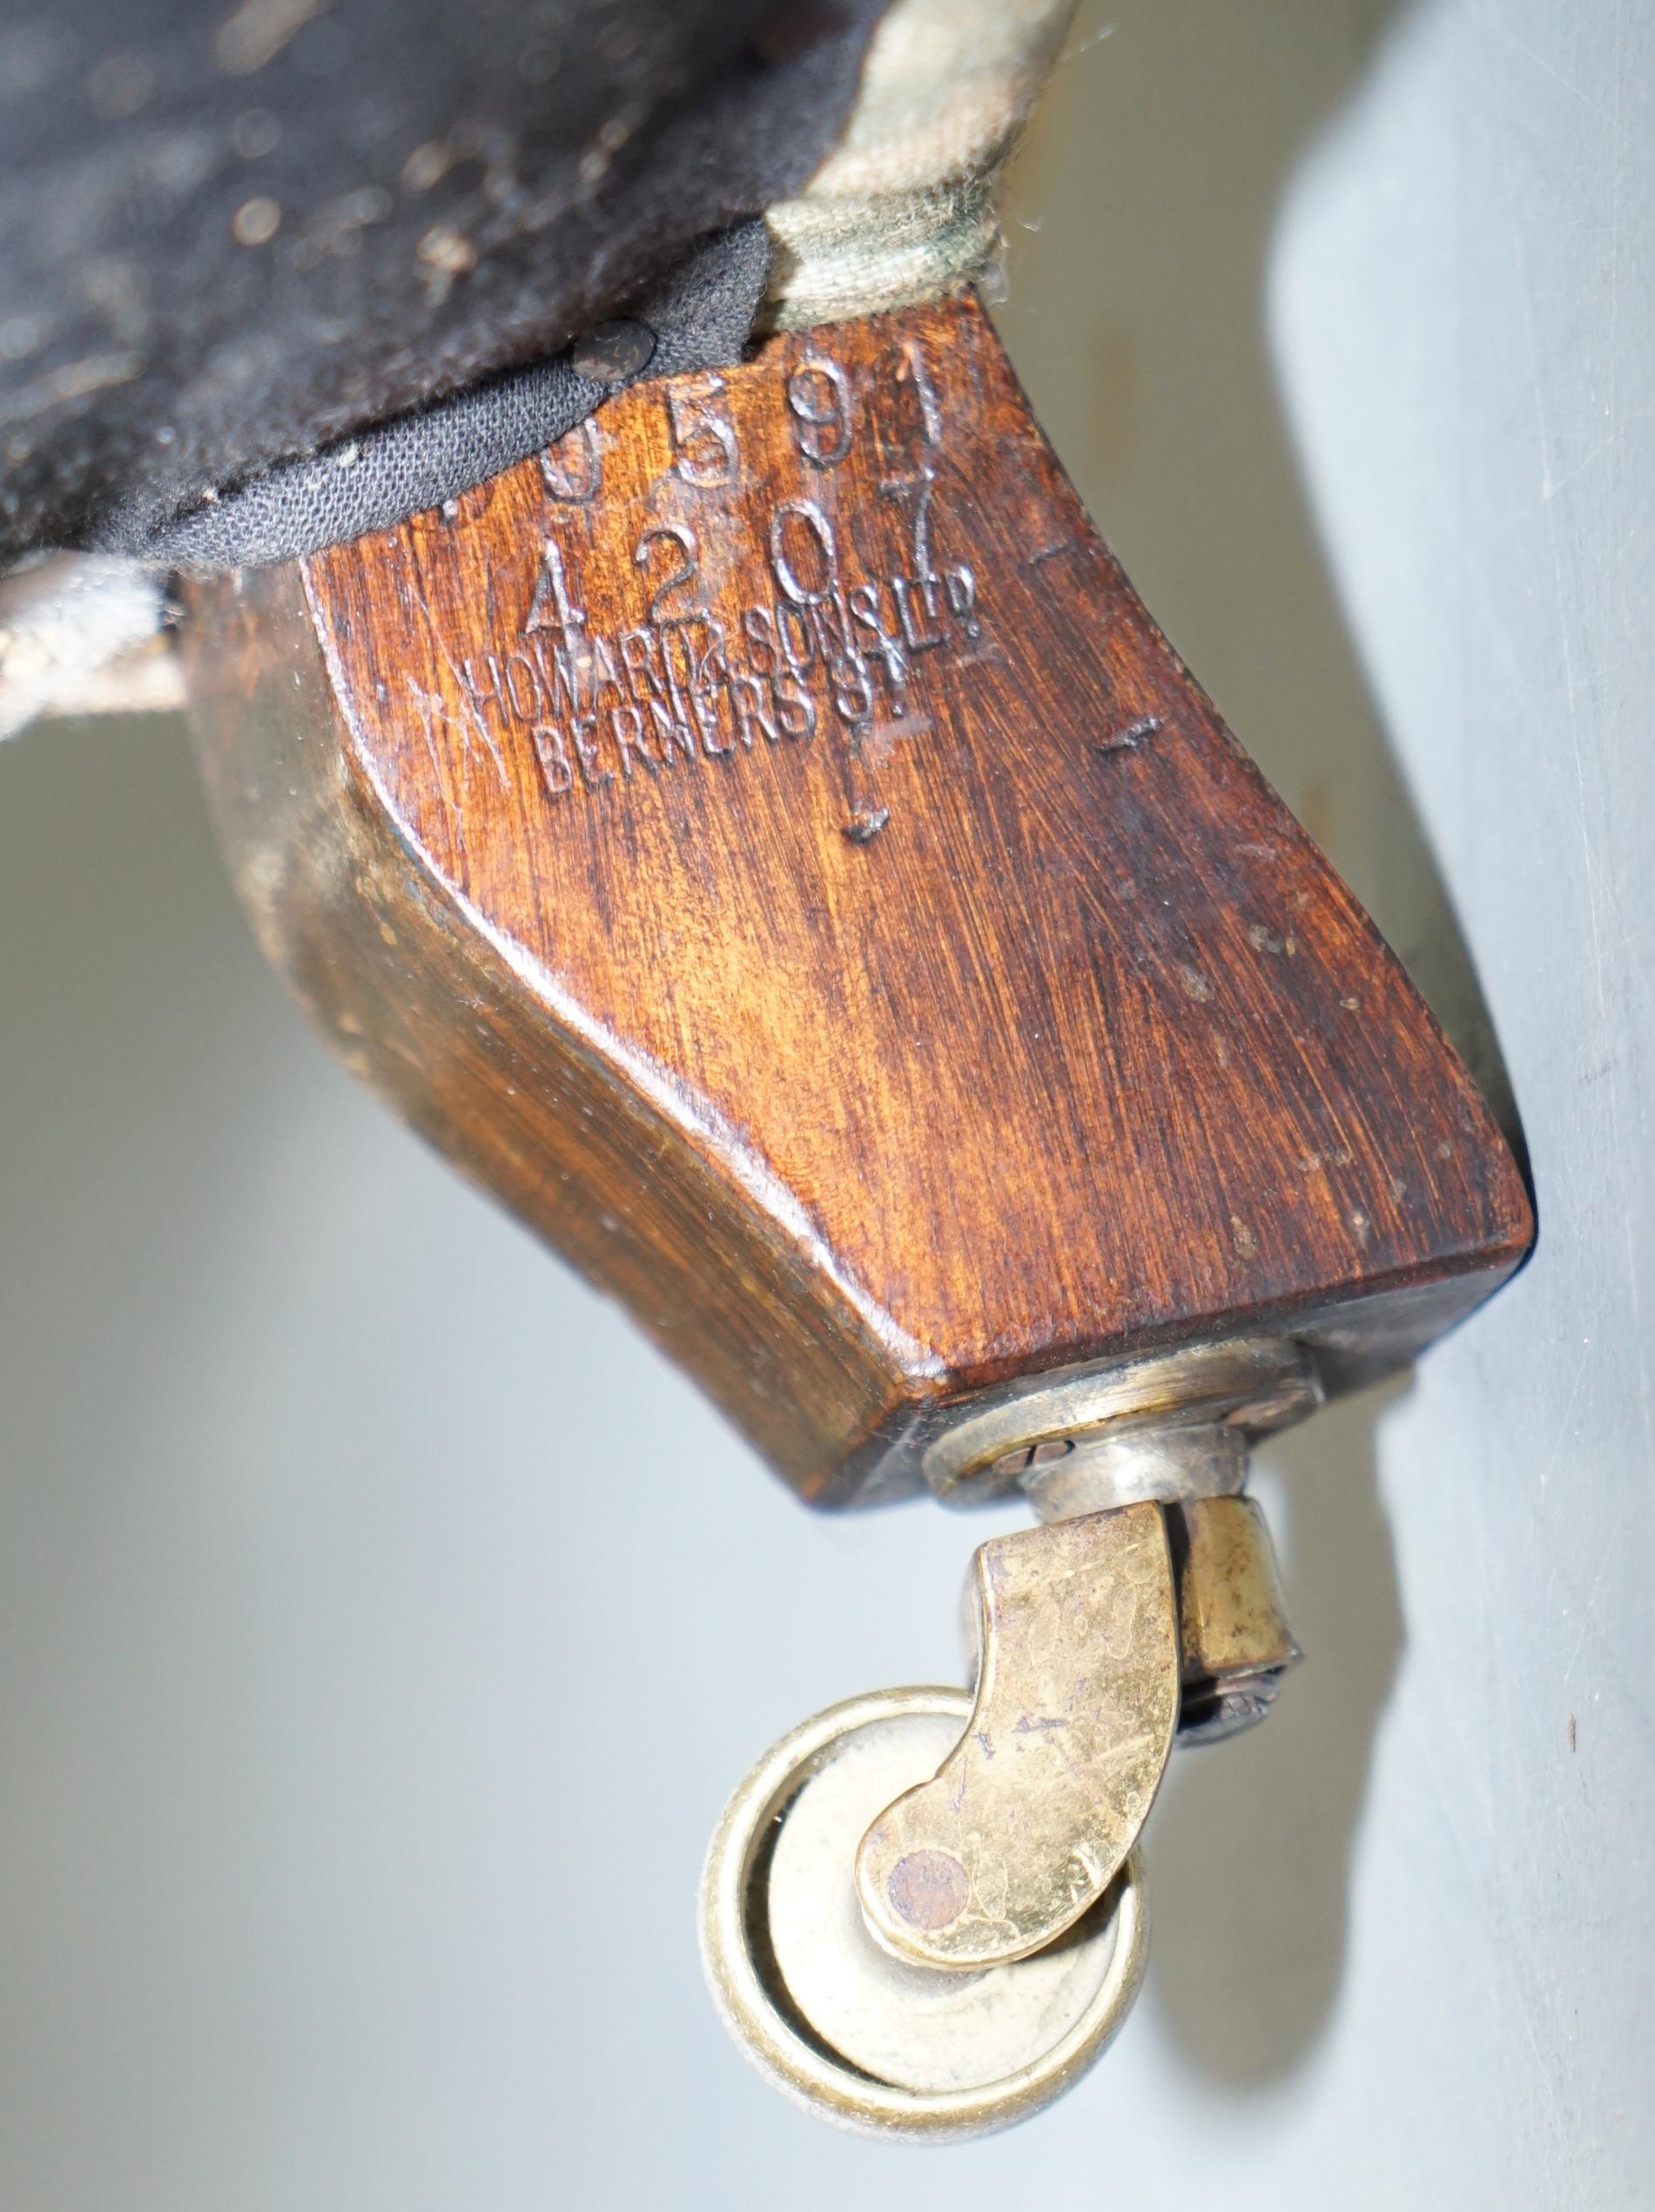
[185,298,1531,1502]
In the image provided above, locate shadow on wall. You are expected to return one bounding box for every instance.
[996,0,1510,2087]
[1148,1389,1408,2086]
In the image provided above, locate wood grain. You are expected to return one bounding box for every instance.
[183,296,1532,1503]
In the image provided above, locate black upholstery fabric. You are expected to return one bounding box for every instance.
[0,1,884,568]
[106,221,770,568]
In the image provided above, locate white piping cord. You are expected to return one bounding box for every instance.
[764,0,1077,327]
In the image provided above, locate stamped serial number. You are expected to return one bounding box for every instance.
[404,335,990,804]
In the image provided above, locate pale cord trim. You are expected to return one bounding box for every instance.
[764,0,1077,329]
[0,555,182,739]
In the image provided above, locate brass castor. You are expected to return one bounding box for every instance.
[700,1687,1147,2142]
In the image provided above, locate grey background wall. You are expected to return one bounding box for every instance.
[1,2,1649,2204]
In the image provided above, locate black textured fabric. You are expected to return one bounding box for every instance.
[107,220,770,568]
[0,1,884,567]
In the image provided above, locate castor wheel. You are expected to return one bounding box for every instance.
[700,1688,1147,2141]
